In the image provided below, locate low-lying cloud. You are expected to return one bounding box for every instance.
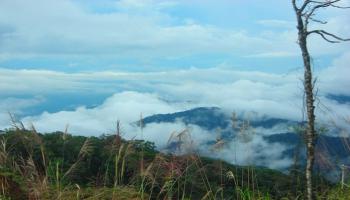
[1,52,350,170]
[1,52,350,125]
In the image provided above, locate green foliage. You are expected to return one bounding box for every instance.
[325,185,350,200]
[0,195,12,200]
[42,186,143,200]
[0,171,26,200]
[0,129,337,199]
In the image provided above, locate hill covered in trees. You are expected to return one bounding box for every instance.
[0,127,347,199]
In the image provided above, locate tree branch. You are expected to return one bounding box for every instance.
[308,0,341,17]
[309,17,327,24]
[330,3,350,8]
[300,0,312,12]
[292,0,300,12]
[308,30,350,43]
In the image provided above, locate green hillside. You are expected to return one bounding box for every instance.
[0,128,345,199]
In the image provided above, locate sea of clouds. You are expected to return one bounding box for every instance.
[1,52,350,169]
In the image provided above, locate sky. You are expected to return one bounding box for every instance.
[1,0,350,167]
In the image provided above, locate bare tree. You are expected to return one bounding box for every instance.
[291,0,350,199]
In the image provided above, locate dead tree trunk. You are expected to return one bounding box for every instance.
[291,1,350,199]
[296,10,316,200]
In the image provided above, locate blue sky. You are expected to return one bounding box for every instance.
[0,0,350,136]
[1,0,348,73]
[2,0,350,169]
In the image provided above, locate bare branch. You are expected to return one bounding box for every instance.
[330,3,350,8]
[313,32,340,43]
[302,0,341,27]
[292,0,300,12]
[309,17,327,24]
[302,0,350,12]
[300,0,313,12]
[308,30,350,43]
[308,0,341,17]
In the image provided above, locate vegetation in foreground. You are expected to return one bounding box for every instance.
[0,124,348,200]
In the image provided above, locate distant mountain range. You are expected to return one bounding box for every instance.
[142,107,294,129]
[327,94,350,104]
[140,107,350,179]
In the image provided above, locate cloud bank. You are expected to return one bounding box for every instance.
[1,52,350,127]
[0,0,349,70]
[0,52,349,169]
[1,0,350,170]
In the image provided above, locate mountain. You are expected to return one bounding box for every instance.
[327,94,350,104]
[142,107,229,130]
[140,107,350,179]
[142,107,295,130]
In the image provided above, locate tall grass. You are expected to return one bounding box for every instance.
[0,115,267,200]
[2,112,349,199]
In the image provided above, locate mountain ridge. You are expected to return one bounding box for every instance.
[139,107,350,177]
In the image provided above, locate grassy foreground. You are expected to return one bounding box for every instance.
[0,126,348,199]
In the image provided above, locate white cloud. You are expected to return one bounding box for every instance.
[257,19,294,28]
[140,122,213,150]
[0,52,349,169]
[246,51,297,58]
[1,0,350,172]
[0,0,348,62]
[1,51,350,125]
[0,96,45,129]
[215,135,293,169]
[1,0,246,58]
[12,91,293,169]
[19,91,190,135]
[318,52,350,96]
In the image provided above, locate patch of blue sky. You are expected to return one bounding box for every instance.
[163,0,295,30]
[4,93,111,117]
[74,0,120,14]
[0,52,333,74]
[0,56,146,72]
[1,0,343,75]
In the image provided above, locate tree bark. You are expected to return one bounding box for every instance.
[292,1,350,199]
[295,10,317,200]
